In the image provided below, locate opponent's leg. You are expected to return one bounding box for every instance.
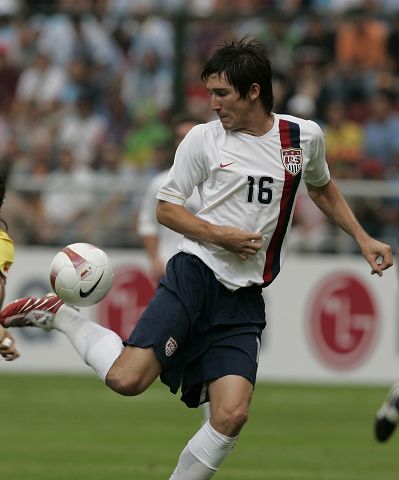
[169,375,253,479]
[375,383,399,442]
[201,402,211,423]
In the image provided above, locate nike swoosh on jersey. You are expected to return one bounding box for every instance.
[79,272,104,298]
[219,162,236,168]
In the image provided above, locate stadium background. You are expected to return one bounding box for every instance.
[1,1,399,479]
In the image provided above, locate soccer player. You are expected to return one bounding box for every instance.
[137,114,202,282]
[0,38,393,479]
[0,173,19,361]
[374,250,399,443]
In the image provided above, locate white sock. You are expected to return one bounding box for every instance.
[202,402,211,423]
[169,420,238,479]
[53,305,124,381]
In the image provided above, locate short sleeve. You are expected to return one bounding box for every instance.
[303,120,331,187]
[157,124,207,205]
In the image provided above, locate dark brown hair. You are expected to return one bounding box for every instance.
[201,36,274,114]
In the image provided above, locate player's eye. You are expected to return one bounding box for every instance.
[208,90,228,98]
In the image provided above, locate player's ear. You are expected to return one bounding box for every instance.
[248,83,260,101]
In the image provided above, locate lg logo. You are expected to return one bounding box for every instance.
[98,266,155,339]
[307,273,379,370]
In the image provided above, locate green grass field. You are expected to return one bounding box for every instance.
[0,374,398,480]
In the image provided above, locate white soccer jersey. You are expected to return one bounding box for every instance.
[138,170,202,264]
[157,114,330,291]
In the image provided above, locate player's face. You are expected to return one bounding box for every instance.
[206,73,254,131]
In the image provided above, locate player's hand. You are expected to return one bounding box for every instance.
[213,226,263,260]
[360,238,393,277]
[0,326,19,361]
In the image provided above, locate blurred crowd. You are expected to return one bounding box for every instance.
[1,0,399,251]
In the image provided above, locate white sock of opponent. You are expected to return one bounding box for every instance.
[169,420,238,479]
[53,305,124,381]
[202,402,211,423]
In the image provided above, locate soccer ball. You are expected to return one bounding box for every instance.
[50,243,114,307]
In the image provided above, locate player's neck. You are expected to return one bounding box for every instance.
[236,112,274,137]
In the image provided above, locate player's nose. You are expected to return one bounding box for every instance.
[210,94,221,111]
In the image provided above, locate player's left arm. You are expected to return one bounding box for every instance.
[307,179,393,276]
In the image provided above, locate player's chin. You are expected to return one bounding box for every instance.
[219,117,233,130]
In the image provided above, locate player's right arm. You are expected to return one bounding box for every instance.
[156,200,262,260]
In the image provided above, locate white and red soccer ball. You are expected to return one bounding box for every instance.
[50,243,114,307]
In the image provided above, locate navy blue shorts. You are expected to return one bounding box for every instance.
[124,252,266,408]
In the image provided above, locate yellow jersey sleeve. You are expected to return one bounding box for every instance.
[0,229,14,277]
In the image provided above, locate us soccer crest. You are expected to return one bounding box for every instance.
[165,337,178,357]
[281,148,303,176]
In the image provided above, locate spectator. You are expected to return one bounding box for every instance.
[0,3,22,62]
[93,141,138,247]
[129,4,174,65]
[379,0,399,14]
[287,93,317,120]
[386,14,399,74]
[121,47,173,117]
[59,56,91,106]
[324,100,364,179]
[15,15,42,67]
[102,85,132,145]
[57,88,107,167]
[0,43,20,115]
[35,147,95,245]
[0,135,40,244]
[15,49,66,115]
[295,13,336,68]
[259,15,299,76]
[335,9,388,72]
[326,0,370,14]
[122,104,171,175]
[363,89,399,171]
[37,8,120,70]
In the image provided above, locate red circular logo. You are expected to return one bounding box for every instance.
[97,266,155,339]
[308,272,379,370]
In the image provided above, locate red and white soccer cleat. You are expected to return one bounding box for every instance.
[0,293,64,331]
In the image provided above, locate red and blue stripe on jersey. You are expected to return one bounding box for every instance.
[262,119,302,286]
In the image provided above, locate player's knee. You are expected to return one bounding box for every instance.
[227,407,249,431]
[105,369,147,396]
[213,404,249,436]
